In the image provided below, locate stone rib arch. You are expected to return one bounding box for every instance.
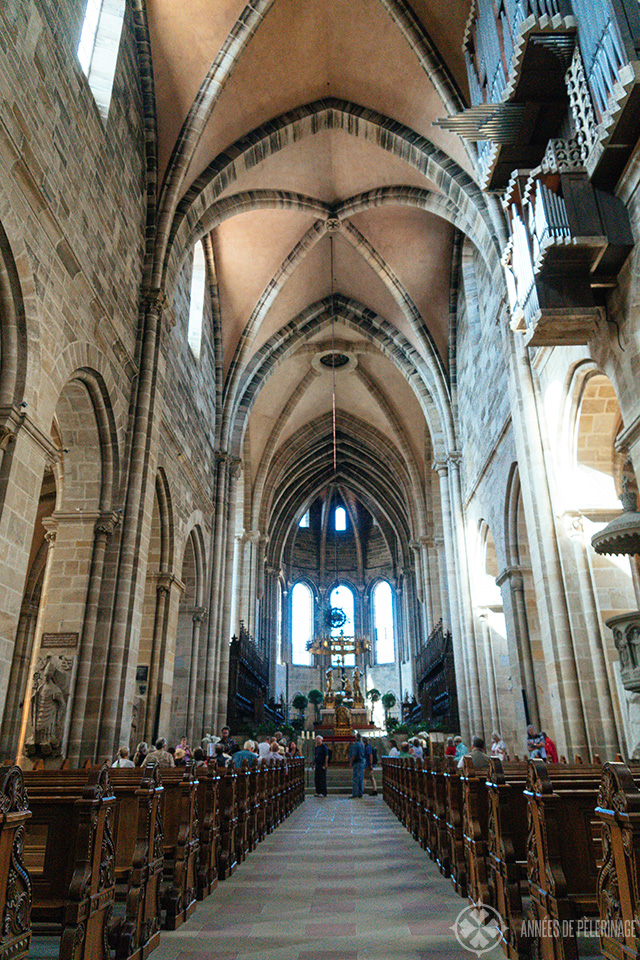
[155,467,176,574]
[165,99,499,291]
[52,367,121,514]
[225,294,454,460]
[152,0,278,286]
[263,413,417,560]
[222,213,449,439]
[0,219,29,413]
[178,516,208,607]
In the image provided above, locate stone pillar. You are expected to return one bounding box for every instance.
[478,610,499,734]
[144,571,182,743]
[15,522,58,764]
[505,328,588,757]
[496,565,540,729]
[215,457,242,730]
[265,566,280,689]
[98,290,167,758]
[419,536,436,635]
[204,452,230,731]
[66,512,119,762]
[563,512,622,757]
[2,601,38,755]
[434,536,449,632]
[433,460,470,741]
[0,423,52,731]
[187,606,207,743]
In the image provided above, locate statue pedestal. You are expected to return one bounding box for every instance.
[349,708,369,729]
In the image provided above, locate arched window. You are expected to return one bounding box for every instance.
[299,511,310,528]
[373,580,395,664]
[330,584,355,666]
[291,582,313,666]
[335,506,346,531]
[77,0,125,119]
[188,241,206,359]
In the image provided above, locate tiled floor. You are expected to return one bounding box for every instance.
[152,795,504,960]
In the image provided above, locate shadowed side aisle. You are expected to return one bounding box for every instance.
[152,795,503,960]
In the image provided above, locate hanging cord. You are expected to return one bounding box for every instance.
[330,234,338,586]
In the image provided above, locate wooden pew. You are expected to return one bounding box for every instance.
[433,761,451,875]
[195,762,220,900]
[0,766,32,960]
[525,758,602,960]
[108,761,164,960]
[23,763,116,960]
[157,765,199,929]
[461,756,492,908]
[596,760,640,960]
[486,758,530,960]
[217,766,238,880]
[443,759,467,897]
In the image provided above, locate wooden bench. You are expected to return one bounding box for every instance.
[108,761,164,960]
[0,766,32,960]
[596,760,640,960]
[525,758,603,960]
[23,763,116,960]
[461,757,492,908]
[195,763,220,900]
[217,767,238,881]
[157,765,199,929]
[443,759,467,897]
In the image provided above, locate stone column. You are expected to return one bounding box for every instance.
[2,600,38,754]
[505,328,588,757]
[434,536,449,632]
[478,610,499,734]
[99,290,167,758]
[204,451,230,731]
[215,457,242,730]
[144,571,182,743]
[496,565,540,729]
[433,460,470,741]
[419,536,436,635]
[0,422,52,731]
[187,606,207,743]
[15,522,58,764]
[447,451,483,737]
[66,512,119,762]
[563,512,621,756]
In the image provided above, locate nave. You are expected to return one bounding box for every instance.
[149,796,501,960]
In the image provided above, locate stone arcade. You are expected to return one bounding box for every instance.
[1,0,640,771]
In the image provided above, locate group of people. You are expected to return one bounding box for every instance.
[439,725,559,767]
[113,725,302,773]
[313,732,378,798]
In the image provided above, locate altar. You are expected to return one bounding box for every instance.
[314,662,372,762]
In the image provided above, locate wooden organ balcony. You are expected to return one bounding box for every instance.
[502,142,633,345]
[437,0,640,193]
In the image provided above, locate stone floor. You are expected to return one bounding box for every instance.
[151,795,504,960]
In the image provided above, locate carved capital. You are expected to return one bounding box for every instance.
[229,456,243,479]
[495,565,523,590]
[192,606,208,624]
[432,459,448,478]
[559,510,585,540]
[156,571,184,596]
[94,512,120,541]
[42,517,58,545]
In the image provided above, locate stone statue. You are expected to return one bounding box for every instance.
[344,674,352,699]
[29,655,71,753]
[352,667,362,700]
[326,667,333,693]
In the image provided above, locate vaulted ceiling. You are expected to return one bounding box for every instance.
[145,0,489,557]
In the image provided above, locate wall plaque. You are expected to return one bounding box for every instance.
[41,632,79,648]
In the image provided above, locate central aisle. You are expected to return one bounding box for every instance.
[154,795,503,960]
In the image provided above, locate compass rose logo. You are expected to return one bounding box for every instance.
[451,901,504,955]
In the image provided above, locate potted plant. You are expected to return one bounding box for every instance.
[308,688,324,722]
[366,687,381,723]
[291,692,309,723]
[381,691,397,721]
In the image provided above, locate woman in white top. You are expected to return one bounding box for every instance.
[112,745,135,768]
[387,739,400,758]
[490,731,508,762]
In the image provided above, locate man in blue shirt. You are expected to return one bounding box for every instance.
[349,732,366,797]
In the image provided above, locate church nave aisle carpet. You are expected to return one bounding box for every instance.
[152,796,503,960]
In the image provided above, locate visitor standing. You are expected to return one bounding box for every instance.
[363,737,378,796]
[542,731,559,763]
[349,732,366,798]
[314,735,329,796]
[490,731,508,762]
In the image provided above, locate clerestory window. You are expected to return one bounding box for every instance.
[77,0,125,120]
